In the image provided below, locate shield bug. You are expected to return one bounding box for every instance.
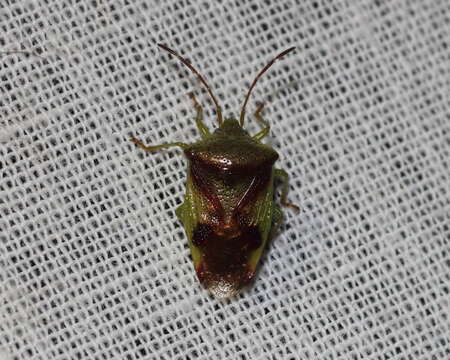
[131,44,298,298]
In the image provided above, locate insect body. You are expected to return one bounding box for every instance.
[131,44,298,298]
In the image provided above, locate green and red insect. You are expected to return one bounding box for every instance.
[131,44,298,298]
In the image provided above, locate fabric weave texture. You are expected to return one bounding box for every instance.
[1,1,449,359]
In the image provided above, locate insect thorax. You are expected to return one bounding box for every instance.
[185,118,279,173]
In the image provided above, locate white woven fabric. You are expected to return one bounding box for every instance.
[1,0,449,359]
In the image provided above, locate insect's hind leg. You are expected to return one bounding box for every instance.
[188,92,210,138]
[252,102,270,141]
[274,169,300,211]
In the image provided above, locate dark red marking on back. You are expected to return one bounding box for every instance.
[186,144,277,175]
[190,160,225,223]
[192,223,213,247]
[193,223,262,295]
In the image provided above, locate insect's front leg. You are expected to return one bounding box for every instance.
[252,102,270,141]
[130,138,187,152]
[188,92,210,138]
[274,169,300,211]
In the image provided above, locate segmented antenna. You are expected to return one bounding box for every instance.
[158,43,223,126]
[239,47,296,126]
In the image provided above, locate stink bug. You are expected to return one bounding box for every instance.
[131,44,298,298]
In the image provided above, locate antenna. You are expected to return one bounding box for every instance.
[158,43,223,126]
[239,47,295,126]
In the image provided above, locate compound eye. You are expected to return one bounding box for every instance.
[192,223,213,247]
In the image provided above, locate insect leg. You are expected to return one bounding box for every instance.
[252,103,270,141]
[188,92,210,138]
[273,169,300,211]
[130,138,187,152]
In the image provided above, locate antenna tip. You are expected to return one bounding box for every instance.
[282,46,296,56]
